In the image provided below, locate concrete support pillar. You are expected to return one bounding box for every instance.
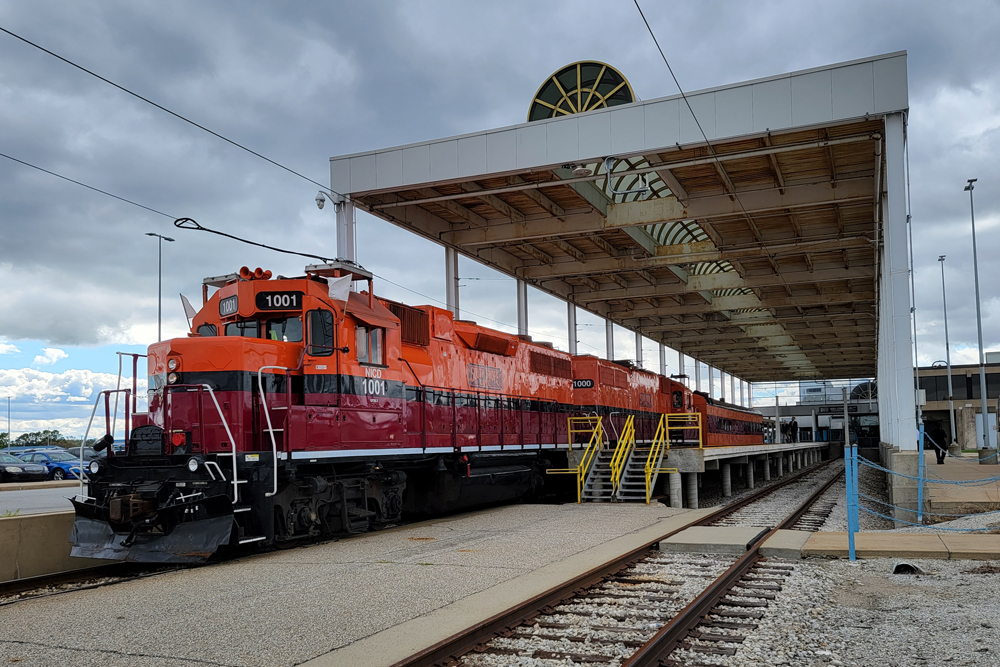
[763,456,771,481]
[516,280,528,336]
[730,375,736,405]
[679,354,685,383]
[335,199,356,262]
[720,369,726,402]
[685,473,699,509]
[694,362,702,392]
[606,320,614,360]
[747,461,755,490]
[445,247,460,318]
[659,344,667,377]
[567,302,577,355]
[721,463,732,497]
[635,331,643,367]
[739,379,745,407]
[777,455,784,476]
[669,472,683,508]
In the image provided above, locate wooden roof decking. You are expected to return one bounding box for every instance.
[332,54,908,382]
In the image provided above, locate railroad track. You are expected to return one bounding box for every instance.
[390,458,842,667]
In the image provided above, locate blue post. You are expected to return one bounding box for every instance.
[845,443,856,561]
[917,423,925,524]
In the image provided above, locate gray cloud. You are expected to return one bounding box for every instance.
[0,0,997,369]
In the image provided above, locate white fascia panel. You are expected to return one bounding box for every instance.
[429,140,459,182]
[402,144,431,186]
[752,77,792,133]
[457,134,487,177]
[644,98,679,149]
[578,111,612,161]
[680,92,717,144]
[350,154,376,192]
[832,62,875,120]
[610,104,645,155]
[487,129,517,173]
[517,122,548,168]
[546,116,579,164]
[874,55,909,113]
[791,69,834,127]
[715,85,753,138]
[330,158,350,197]
[376,149,403,189]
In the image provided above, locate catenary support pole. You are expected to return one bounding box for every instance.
[567,301,577,355]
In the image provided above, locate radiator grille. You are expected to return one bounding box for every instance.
[530,351,572,379]
[384,301,429,346]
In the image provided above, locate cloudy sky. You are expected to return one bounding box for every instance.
[1,0,998,435]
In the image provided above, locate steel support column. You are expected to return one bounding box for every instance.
[567,301,577,355]
[517,279,528,336]
[606,320,614,360]
[335,199,356,262]
[445,246,460,318]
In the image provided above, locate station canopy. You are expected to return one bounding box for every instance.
[330,53,909,382]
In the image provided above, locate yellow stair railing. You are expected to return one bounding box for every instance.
[547,416,604,503]
[609,415,636,498]
[644,413,701,503]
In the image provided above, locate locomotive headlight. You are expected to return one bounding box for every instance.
[186,457,200,473]
[167,358,179,371]
[88,460,101,475]
[167,372,179,384]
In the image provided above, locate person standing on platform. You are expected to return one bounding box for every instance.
[930,422,948,465]
[789,417,798,443]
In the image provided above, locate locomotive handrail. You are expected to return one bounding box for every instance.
[644,413,698,503]
[547,416,604,502]
[199,385,241,504]
[609,415,635,497]
[257,365,290,498]
[76,388,134,494]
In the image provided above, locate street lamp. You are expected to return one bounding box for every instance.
[146,232,175,342]
[938,255,956,447]
[964,179,990,451]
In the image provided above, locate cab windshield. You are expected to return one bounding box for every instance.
[225,320,259,337]
[265,316,303,342]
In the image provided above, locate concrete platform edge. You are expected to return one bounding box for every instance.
[301,507,717,667]
[801,531,1000,560]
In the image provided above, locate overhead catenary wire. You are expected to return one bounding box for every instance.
[0,151,175,219]
[0,25,341,198]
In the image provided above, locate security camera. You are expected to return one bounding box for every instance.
[315,192,327,210]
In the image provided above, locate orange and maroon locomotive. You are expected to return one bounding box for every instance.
[71,262,762,563]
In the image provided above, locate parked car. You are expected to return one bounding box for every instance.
[0,452,49,482]
[18,450,85,480]
[64,446,105,461]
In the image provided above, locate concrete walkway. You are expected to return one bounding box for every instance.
[0,503,700,667]
[920,451,1000,513]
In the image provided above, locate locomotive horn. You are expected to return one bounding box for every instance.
[262,270,272,280]
[239,266,252,280]
[92,434,114,452]
[253,267,265,279]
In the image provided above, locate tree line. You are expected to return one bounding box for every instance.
[0,430,95,450]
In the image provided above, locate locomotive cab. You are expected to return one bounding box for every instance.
[71,263,407,563]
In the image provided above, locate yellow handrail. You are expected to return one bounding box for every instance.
[609,415,635,497]
[547,416,604,502]
[644,413,700,503]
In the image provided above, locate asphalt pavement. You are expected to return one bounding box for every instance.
[0,486,80,516]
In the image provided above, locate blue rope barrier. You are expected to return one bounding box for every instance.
[858,491,1000,518]
[858,505,999,532]
[858,456,1000,485]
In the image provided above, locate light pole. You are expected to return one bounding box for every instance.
[146,233,175,342]
[6,396,9,450]
[965,179,991,450]
[939,255,956,446]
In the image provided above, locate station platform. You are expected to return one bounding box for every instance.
[922,451,1000,515]
[0,503,704,667]
[665,440,828,473]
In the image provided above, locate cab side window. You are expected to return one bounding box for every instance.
[197,324,217,337]
[356,325,384,365]
[307,310,334,356]
[672,391,683,409]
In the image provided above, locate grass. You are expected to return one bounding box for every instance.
[1,509,20,518]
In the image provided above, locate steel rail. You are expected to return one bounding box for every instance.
[622,467,845,667]
[388,457,837,667]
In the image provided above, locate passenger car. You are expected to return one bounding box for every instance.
[65,446,105,460]
[0,452,49,482]
[18,450,85,480]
